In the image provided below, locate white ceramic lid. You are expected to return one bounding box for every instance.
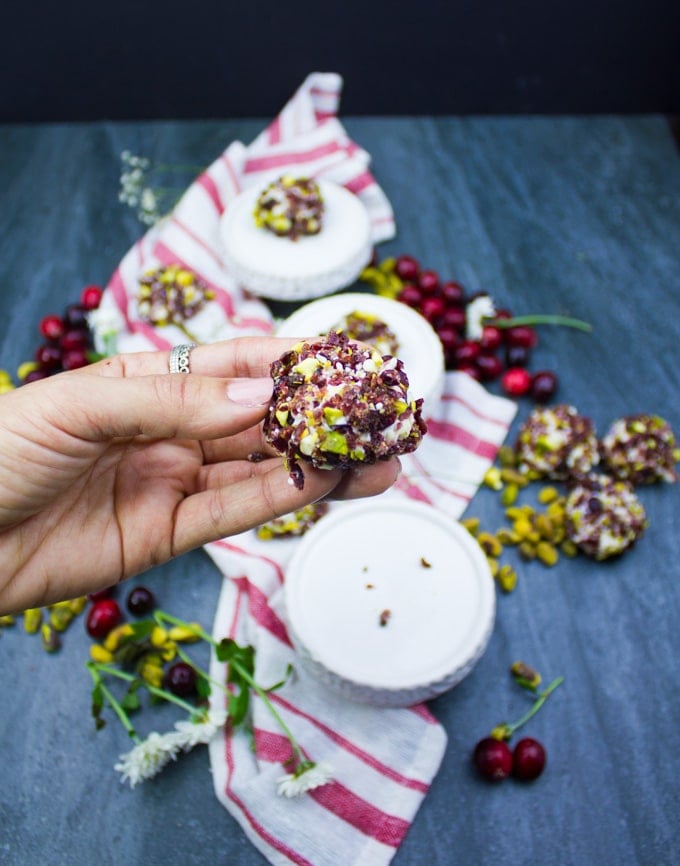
[284,498,495,706]
[219,180,373,301]
[276,292,445,410]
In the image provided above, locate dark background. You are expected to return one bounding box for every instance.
[2,0,679,121]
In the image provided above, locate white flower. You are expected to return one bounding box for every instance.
[466,294,496,340]
[173,709,228,750]
[276,761,334,798]
[87,304,125,339]
[114,731,181,788]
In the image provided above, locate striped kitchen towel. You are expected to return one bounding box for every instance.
[100,71,517,866]
[204,370,515,866]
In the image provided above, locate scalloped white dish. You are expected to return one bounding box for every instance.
[283,498,496,707]
[276,292,445,410]
[219,179,373,301]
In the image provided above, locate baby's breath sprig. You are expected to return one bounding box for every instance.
[118,151,204,226]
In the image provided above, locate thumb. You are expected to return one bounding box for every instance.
[32,371,274,442]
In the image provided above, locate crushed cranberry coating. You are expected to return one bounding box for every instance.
[263,331,426,489]
[516,404,599,481]
[600,414,679,485]
[564,473,647,560]
[332,310,400,357]
[253,175,324,240]
[137,264,214,326]
[256,503,329,540]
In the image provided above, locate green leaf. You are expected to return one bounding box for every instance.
[227,685,250,727]
[265,664,293,693]
[216,638,238,663]
[121,683,141,713]
[91,683,104,722]
[196,673,212,700]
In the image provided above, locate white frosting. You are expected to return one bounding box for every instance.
[219,180,373,301]
[284,498,495,705]
[276,292,445,411]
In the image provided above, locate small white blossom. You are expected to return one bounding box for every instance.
[466,294,496,341]
[87,304,125,339]
[114,731,181,788]
[173,709,228,750]
[277,761,334,798]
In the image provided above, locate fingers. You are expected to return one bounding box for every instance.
[22,368,275,444]
[174,457,401,554]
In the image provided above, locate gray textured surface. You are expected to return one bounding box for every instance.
[1,117,679,866]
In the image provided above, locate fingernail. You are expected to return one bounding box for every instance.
[226,377,273,407]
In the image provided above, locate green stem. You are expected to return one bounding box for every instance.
[87,663,139,743]
[91,662,198,716]
[506,675,564,736]
[154,611,212,644]
[486,315,592,333]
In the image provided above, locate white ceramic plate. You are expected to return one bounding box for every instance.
[276,292,445,409]
[284,498,496,707]
[219,180,373,301]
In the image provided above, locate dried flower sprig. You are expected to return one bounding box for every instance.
[118,151,203,226]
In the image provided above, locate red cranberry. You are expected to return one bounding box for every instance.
[62,348,90,370]
[436,325,460,352]
[473,737,513,781]
[60,328,91,352]
[476,353,504,381]
[506,325,538,348]
[501,367,532,397]
[398,283,423,308]
[81,285,104,310]
[164,661,198,697]
[63,303,88,329]
[479,326,503,352]
[35,344,63,370]
[513,737,546,781]
[493,308,513,320]
[454,340,481,364]
[531,370,558,403]
[126,585,155,616]
[86,598,122,639]
[394,255,420,282]
[505,344,531,368]
[456,362,481,380]
[440,280,466,305]
[417,269,440,295]
[23,370,49,383]
[440,306,466,331]
[420,295,446,322]
[39,314,65,340]
[88,586,116,601]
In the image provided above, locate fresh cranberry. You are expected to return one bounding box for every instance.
[35,343,63,370]
[62,348,90,370]
[23,370,49,383]
[501,367,532,396]
[440,306,466,331]
[86,598,122,639]
[476,353,504,381]
[505,344,531,368]
[39,315,65,340]
[513,737,546,781]
[394,255,420,282]
[164,661,198,697]
[417,269,440,295]
[531,370,558,403]
[88,586,116,601]
[493,308,513,321]
[398,283,423,308]
[454,340,481,364]
[441,280,466,305]
[473,737,514,781]
[436,325,460,352]
[420,295,446,322]
[60,328,91,351]
[126,585,155,616]
[80,285,103,310]
[479,325,503,351]
[456,362,481,380]
[505,325,538,348]
[63,303,88,329]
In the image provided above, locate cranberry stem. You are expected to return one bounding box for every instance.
[87,662,140,743]
[492,675,564,740]
[486,315,591,332]
[91,661,198,716]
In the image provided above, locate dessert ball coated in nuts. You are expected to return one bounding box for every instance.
[256,503,329,540]
[137,264,214,327]
[263,331,427,490]
[516,404,599,481]
[564,473,647,560]
[253,175,324,240]
[600,414,679,485]
[332,310,400,357]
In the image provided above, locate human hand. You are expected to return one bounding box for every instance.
[0,338,400,613]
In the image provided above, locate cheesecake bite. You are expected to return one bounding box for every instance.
[600,414,679,485]
[516,404,599,481]
[253,175,324,240]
